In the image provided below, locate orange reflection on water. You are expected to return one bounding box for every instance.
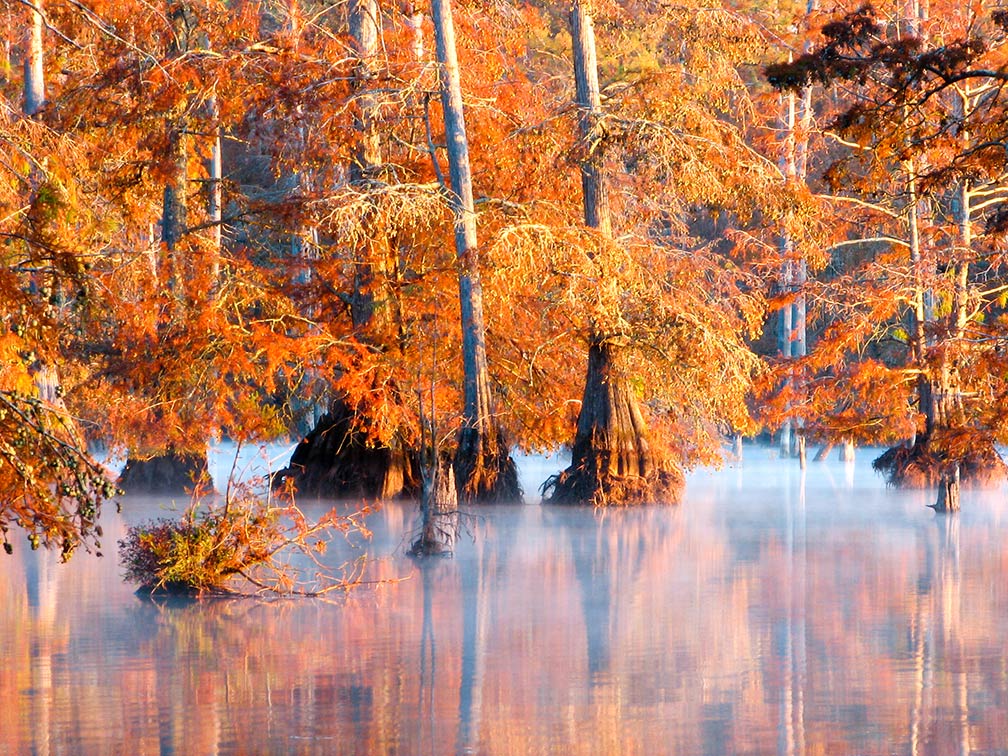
[3,458,1008,755]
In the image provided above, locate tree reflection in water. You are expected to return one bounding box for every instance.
[4,457,1008,754]
[417,560,438,756]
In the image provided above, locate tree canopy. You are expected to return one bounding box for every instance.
[3,0,1008,553]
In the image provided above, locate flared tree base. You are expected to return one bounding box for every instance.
[543,462,683,506]
[273,398,419,500]
[409,459,458,557]
[932,469,962,512]
[119,450,209,495]
[544,340,682,506]
[873,437,1006,489]
[453,427,521,503]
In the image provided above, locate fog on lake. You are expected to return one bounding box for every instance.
[3,445,1007,755]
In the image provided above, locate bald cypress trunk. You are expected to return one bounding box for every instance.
[874,84,1006,507]
[162,118,188,299]
[276,0,419,501]
[120,2,208,493]
[545,0,677,506]
[430,0,518,502]
[778,1,815,459]
[23,0,44,117]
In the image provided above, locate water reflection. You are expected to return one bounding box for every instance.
[913,514,969,756]
[4,452,1008,754]
[778,471,806,756]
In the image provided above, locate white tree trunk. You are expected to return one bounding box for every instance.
[431,0,516,501]
[430,0,492,437]
[571,0,611,236]
[23,0,45,116]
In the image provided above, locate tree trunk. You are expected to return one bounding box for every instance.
[570,0,611,237]
[119,451,210,495]
[813,442,833,462]
[876,83,1006,498]
[409,457,457,557]
[23,0,44,117]
[163,2,193,299]
[430,0,519,502]
[347,0,402,344]
[933,465,960,513]
[546,0,675,505]
[162,117,188,298]
[348,0,384,333]
[778,251,794,458]
[122,2,205,493]
[777,4,818,460]
[778,81,796,458]
[841,437,855,462]
[778,40,816,460]
[546,342,679,504]
[281,0,418,501]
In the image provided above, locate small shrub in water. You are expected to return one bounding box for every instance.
[119,506,278,594]
[119,486,374,596]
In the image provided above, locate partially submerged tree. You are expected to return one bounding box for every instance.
[430,0,519,502]
[767,2,1008,509]
[275,0,421,501]
[545,0,678,505]
[772,0,818,464]
[539,0,794,504]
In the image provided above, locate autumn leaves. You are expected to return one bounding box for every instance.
[4,0,1008,559]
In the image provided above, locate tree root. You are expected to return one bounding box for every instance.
[453,426,521,503]
[873,438,1006,488]
[543,463,683,506]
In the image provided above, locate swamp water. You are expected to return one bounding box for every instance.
[3,447,1008,755]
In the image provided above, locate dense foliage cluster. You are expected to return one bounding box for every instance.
[118,488,372,595]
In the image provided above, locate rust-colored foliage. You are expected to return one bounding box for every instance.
[118,481,375,596]
[15,0,1008,553]
[763,1,1008,496]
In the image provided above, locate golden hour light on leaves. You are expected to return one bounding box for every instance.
[766,0,1008,508]
[2,0,1008,563]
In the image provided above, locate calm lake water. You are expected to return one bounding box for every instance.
[4,446,1008,755]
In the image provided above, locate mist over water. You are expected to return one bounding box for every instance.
[4,445,1007,755]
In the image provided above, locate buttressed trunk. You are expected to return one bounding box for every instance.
[575,342,653,479]
[545,0,676,505]
[430,0,518,502]
[875,142,1005,505]
[275,0,417,501]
